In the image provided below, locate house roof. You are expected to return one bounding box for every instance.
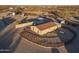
[34,22,57,30]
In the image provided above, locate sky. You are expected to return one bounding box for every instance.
[0,0,79,5]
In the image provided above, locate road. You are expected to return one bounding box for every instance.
[0,28,22,53]
[64,26,79,53]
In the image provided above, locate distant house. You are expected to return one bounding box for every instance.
[31,22,61,35]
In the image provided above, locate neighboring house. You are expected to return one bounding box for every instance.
[31,22,61,36]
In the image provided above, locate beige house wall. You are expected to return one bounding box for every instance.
[31,26,40,34]
[40,26,58,35]
[31,25,58,35]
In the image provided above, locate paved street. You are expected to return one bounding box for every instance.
[64,26,79,53]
